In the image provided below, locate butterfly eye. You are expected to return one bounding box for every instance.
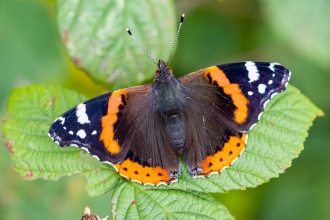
[155,70,160,77]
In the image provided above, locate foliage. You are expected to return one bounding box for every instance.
[1,0,327,219]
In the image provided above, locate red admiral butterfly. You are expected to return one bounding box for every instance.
[49,15,290,186]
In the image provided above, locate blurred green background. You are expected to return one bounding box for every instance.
[1,0,329,219]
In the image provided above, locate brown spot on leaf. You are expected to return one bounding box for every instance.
[62,29,69,44]
[72,57,82,67]
[24,170,33,179]
[5,141,14,154]
[46,97,56,107]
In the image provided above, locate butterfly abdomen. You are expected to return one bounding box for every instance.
[164,113,186,151]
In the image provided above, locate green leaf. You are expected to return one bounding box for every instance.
[261,0,330,69]
[57,0,176,88]
[3,84,322,219]
[84,165,120,197]
[111,182,233,219]
[2,85,93,180]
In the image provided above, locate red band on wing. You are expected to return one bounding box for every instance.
[204,66,249,123]
[195,133,247,177]
[100,90,127,155]
[114,159,177,185]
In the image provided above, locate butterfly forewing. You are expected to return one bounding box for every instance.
[179,61,290,132]
[49,85,180,185]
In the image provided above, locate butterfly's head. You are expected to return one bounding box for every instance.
[155,60,173,82]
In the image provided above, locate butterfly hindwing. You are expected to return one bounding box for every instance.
[179,99,247,176]
[109,87,180,185]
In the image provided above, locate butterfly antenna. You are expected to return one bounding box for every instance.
[167,14,185,65]
[126,28,157,66]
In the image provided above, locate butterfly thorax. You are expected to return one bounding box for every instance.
[153,60,186,152]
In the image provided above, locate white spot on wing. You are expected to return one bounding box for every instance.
[77,129,86,139]
[248,91,253,96]
[258,84,266,94]
[56,116,65,125]
[69,131,73,135]
[245,61,259,83]
[76,103,90,124]
[269,63,276,72]
[268,80,273,85]
[92,130,97,135]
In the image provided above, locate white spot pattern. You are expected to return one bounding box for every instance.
[245,62,259,83]
[76,103,90,124]
[92,130,97,135]
[69,131,73,135]
[269,63,276,72]
[258,84,266,94]
[268,80,273,85]
[248,91,253,96]
[57,117,65,125]
[77,129,86,139]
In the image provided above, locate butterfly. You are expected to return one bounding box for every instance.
[48,15,291,186]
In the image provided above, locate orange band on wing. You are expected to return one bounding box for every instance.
[196,133,247,176]
[204,66,249,123]
[100,90,127,154]
[114,159,177,185]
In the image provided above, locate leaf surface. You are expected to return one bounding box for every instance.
[57,0,176,88]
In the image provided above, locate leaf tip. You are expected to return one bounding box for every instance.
[316,111,325,117]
